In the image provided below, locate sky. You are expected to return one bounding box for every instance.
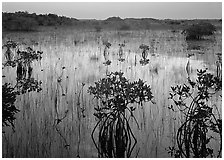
[2,2,222,20]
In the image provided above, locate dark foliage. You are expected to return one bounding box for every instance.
[2,40,18,62]
[119,24,131,30]
[17,47,43,63]
[95,25,102,32]
[184,22,216,40]
[2,40,18,49]
[106,16,124,22]
[139,44,150,61]
[2,41,43,132]
[88,71,154,157]
[166,20,182,25]
[2,83,20,130]
[2,11,79,31]
[15,78,42,95]
[168,69,222,158]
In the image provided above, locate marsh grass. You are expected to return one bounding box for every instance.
[2,29,221,157]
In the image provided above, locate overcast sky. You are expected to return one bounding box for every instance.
[2,2,222,20]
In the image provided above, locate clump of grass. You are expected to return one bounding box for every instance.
[88,71,155,157]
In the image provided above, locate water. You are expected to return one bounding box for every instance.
[2,29,222,157]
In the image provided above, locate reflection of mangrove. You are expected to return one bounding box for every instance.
[139,59,149,66]
[118,43,125,62]
[88,72,155,157]
[216,53,222,80]
[53,105,70,155]
[2,42,43,132]
[118,58,125,62]
[103,41,111,62]
[149,39,156,54]
[76,83,86,157]
[15,78,42,95]
[103,60,111,66]
[140,44,149,60]
[185,53,194,79]
[2,40,18,62]
[168,69,222,158]
[102,41,112,66]
[52,68,72,156]
[17,47,43,64]
[14,47,43,94]
[3,46,43,69]
[139,44,150,65]
[2,83,20,132]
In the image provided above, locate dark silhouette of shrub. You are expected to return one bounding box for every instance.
[2,43,43,132]
[184,22,216,40]
[168,69,222,158]
[3,15,38,31]
[2,11,79,31]
[106,16,123,22]
[95,25,102,32]
[2,83,19,131]
[119,24,131,30]
[88,71,154,157]
[139,44,150,61]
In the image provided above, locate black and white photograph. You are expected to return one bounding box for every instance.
[2,1,222,158]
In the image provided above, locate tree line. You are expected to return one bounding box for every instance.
[2,11,79,31]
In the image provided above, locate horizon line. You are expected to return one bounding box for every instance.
[2,11,222,21]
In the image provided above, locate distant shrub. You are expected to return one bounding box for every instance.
[106,16,123,21]
[119,24,131,30]
[169,20,181,25]
[4,16,38,31]
[2,11,79,31]
[94,25,102,32]
[184,22,216,40]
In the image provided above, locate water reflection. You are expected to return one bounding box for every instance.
[2,30,221,158]
[2,43,43,132]
[2,40,18,62]
[118,43,125,62]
